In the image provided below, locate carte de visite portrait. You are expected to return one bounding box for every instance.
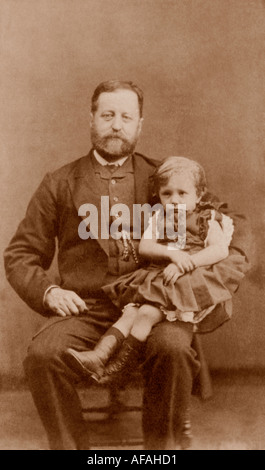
[1,0,264,453]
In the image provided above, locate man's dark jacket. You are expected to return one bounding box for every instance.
[4,151,156,315]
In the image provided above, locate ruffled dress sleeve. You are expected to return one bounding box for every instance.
[204,210,234,247]
[196,201,234,248]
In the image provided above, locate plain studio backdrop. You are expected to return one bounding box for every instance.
[0,0,264,385]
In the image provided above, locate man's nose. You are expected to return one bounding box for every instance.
[112,115,122,131]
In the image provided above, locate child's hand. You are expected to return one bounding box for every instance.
[169,250,195,272]
[163,263,183,285]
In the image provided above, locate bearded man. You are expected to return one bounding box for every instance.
[4,80,248,450]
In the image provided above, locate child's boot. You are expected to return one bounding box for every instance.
[66,327,124,381]
[98,334,143,385]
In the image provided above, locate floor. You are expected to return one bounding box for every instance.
[0,371,265,450]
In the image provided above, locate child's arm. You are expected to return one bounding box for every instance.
[189,220,229,268]
[163,221,229,285]
[139,214,229,268]
[139,213,169,259]
[139,213,194,272]
[140,215,229,285]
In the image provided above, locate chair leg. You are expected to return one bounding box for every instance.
[179,414,192,450]
[108,386,123,418]
[192,335,213,400]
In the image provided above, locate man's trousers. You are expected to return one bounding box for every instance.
[23,300,200,450]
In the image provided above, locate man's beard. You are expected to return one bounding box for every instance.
[91,127,139,162]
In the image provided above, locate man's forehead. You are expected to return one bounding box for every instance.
[97,89,140,111]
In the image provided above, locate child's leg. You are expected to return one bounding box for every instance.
[66,305,139,380]
[99,305,164,385]
[130,304,164,341]
[112,304,139,337]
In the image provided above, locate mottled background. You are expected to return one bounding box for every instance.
[1,0,264,384]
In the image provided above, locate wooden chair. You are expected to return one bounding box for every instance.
[80,379,144,448]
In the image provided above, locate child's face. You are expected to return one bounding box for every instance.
[158,172,201,212]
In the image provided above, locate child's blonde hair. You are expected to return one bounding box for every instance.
[152,156,207,198]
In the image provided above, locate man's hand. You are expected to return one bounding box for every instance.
[163,263,183,285]
[169,250,195,272]
[44,287,88,317]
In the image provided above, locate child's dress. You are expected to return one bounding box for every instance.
[102,200,249,333]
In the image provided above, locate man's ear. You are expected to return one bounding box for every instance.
[138,117,144,134]
[90,112,94,128]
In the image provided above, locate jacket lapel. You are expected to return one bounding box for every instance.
[67,150,110,256]
[133,153,156,205]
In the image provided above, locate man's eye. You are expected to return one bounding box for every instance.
[102,113,113,120]
[122,115,132,121]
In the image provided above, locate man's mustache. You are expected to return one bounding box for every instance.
[104,133,126,141]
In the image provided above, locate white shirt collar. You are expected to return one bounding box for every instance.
[93,150,128,167]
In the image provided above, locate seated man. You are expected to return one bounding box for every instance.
[4,79,249,450]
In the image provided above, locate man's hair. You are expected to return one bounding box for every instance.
[91,80,144,117]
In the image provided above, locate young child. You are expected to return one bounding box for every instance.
[67,156,249,383]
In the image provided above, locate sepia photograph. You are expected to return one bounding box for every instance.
[0,0,265,453]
